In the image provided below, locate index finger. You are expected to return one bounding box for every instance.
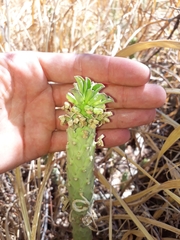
[37,53,150,86]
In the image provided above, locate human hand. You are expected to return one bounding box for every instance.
[0,52,166,172]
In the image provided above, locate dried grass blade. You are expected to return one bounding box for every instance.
[114,147,180,207]
[165,88,180,94]
[14,167,31,240]
[109,185,112,240]
[94,168,154,240]
[115,40,180,57]
[31,153,54,240]
[156,109,179,128]
[158,125,180,161]
[98,214,180,235]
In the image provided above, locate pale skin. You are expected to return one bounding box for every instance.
[0,52,166,173]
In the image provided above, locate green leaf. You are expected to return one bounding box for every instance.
[66,92,78,105]
[85,84,105,104]
[71,89,83,103]
[85,89,94,103]
[89,93,113,106]
[74,76,84,94]
[92,83,104,92]
[83,77,92,95]
[85,77,92,90]
[83,78,88,95]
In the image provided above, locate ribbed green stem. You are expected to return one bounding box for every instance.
[66,126,96,240]
[59,76,114,239]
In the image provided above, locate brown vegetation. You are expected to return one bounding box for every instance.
[0,0,180,239]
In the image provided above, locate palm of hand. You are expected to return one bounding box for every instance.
[0,54,55,168]
[0,52,166,173]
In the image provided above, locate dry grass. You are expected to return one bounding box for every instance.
[1,0,180,239]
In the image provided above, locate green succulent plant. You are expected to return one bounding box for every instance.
[59,76,113,240]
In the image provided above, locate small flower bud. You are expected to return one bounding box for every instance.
[93,107,103,115]
[59,115,66,124]
[73,118,79,124]
[84,105,93,114]
[72,106,80,113]
[68,119,73,126]
[64,101,71,109]
[106,111,113,117]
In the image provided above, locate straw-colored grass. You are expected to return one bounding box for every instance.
[0,0,180,239]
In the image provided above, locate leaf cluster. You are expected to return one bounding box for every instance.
[66,76,113,118]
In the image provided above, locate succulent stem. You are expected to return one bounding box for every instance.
[59,76,113,240]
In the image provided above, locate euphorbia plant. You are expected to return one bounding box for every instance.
[59,76,113,240]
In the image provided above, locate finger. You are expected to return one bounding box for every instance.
[49,129,130,152]
[37,53,150,86]
[105,83,166,109]
[51,82,166,109]
[55,109,156,130]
